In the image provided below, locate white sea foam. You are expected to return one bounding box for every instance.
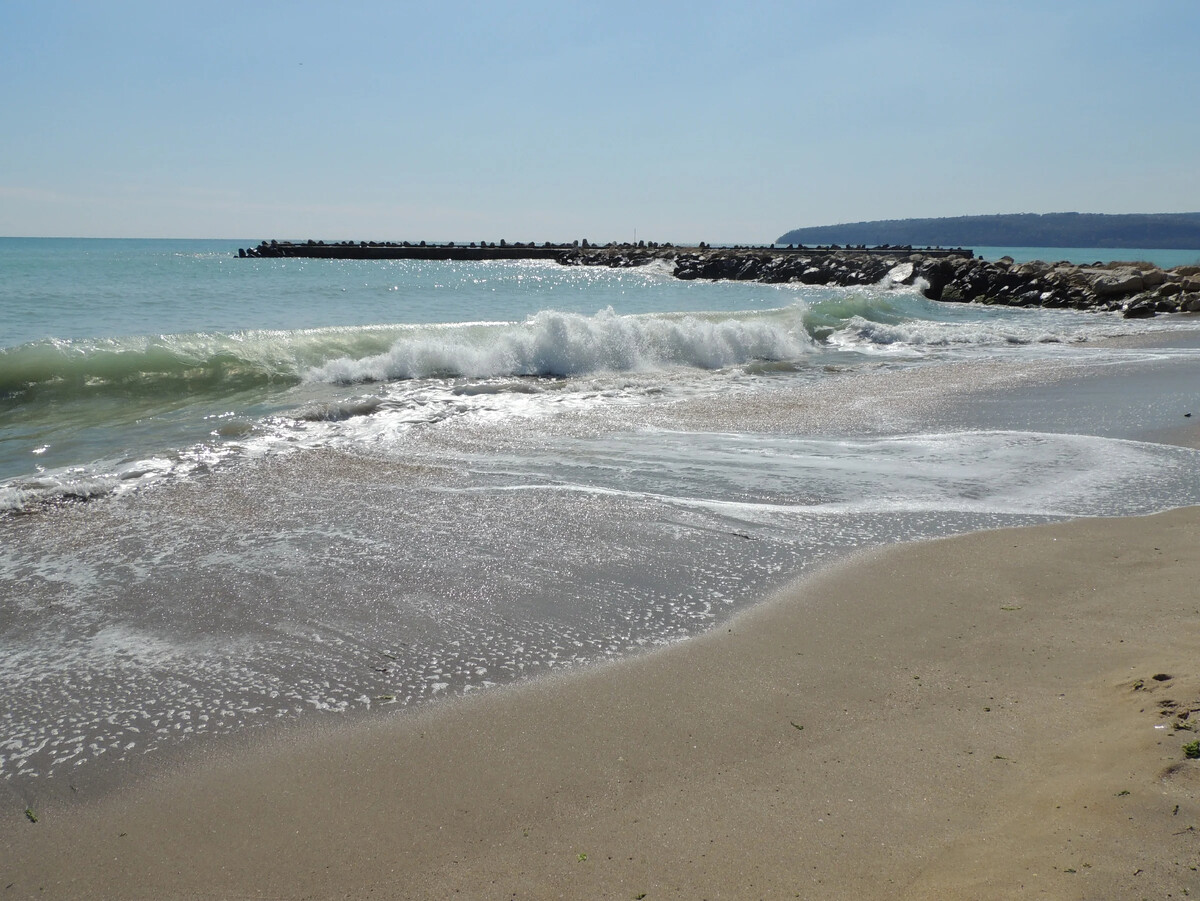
[826,304,1193,353]
[5,422,1198,786]
[307,306,814,383]
[458,429,1200,523]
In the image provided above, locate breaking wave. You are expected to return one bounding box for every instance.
[1,306,820,402]
[309,307,814,383]
[5,294,1162,405]
[5,293,1179,515]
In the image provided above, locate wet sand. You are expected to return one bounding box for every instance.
[4,506,1199,899]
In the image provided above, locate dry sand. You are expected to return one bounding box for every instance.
[4,507,1200,899]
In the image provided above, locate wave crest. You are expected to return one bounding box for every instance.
[308,307,814,383]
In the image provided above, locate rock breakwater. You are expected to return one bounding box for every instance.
[564,247,1200,317]
[920,255,1200,317]
[240,240,1200,318]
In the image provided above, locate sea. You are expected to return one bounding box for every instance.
[3,237,1200,802]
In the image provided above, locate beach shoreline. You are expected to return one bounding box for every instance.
[2,338,1196,817]
[4,252,1200,897]
[4,505,1199,899]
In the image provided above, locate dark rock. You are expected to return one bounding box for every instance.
[917,259,960,300]
[1122,296,1157,318]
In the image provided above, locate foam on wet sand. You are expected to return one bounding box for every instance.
[4,505,1199,899]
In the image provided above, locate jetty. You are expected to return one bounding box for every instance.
[237,239,973,261]
[236,239,1200,317]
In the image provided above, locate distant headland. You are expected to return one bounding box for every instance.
[777,212,1200,249]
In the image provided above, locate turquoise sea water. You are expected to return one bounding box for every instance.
[0,238,807,488]
[3,238,1200,800]
[5,238,1198,499]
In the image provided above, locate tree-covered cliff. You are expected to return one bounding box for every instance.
[777,213,1200,249]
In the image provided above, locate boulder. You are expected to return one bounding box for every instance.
[1090,268,1145,297]
[1014,260,1051,278]
[1122,294,1157,318]
[916,258,960,300]
[1140,267,1167,288]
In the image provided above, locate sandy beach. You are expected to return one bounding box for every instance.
[4,503,1199,899]
[7,2,1200,896]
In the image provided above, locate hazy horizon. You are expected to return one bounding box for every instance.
[7,211,1200,249]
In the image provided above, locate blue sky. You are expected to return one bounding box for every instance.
[2,1,1197,242]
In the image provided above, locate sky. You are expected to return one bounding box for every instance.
[2,1,1198,243]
